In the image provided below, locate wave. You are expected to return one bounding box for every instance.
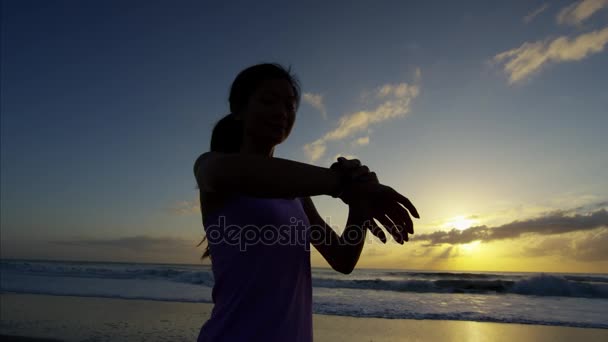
[564,275,608,283]
[312,275,608,298]
[0,260,215,287]
[313,305,608,329]
[3,260,608,299]
[384,271,503,279]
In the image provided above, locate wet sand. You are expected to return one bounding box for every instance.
[1,293,607,341]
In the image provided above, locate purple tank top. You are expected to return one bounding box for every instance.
[197,195,313,342]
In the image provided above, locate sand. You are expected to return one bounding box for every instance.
[1,293,607,341]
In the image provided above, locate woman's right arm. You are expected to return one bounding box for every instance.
[194,152,343,198]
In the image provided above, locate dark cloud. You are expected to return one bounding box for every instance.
[574,228,608,261]
[414,209,608,246]
[522,236,571,257]
[574,201,608,213]
[521,228,608,261]
[53,236,193,252]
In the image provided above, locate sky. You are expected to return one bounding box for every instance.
[1,0,607,273]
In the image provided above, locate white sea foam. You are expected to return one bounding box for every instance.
[1,259,607,329]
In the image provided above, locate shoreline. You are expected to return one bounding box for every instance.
[2,293,607,341]
[1,291,605,330]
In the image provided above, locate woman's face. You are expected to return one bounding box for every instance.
[240,78,297,147]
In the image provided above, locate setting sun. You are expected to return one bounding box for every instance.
[442,215,480,231]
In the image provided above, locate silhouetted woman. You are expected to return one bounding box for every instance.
[193,63,419,341]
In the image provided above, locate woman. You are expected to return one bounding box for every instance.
[193,63,419,341]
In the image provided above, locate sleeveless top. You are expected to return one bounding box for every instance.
[197,194,313,342]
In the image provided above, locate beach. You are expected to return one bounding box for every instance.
[2,293,607,342]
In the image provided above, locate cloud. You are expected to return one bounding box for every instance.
[353,136,370,146]
[494,26,608,83]
[53,235,193,252]
[557,0,608,25]
[414,208,608,246]
[302,92,327,119]
[169,199,200,215]
[522,236,571,257]
[524,3,550,23]
[324,86,418,141]
[522,228,608,261]
[575,200,608,212]
[303,78,420,162]
[303,139,327,162]
[376,83,418,99]
[573,228,608,260]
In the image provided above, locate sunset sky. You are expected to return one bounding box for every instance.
[2,0,607,273]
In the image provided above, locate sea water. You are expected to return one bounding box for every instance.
[1,259,606,329]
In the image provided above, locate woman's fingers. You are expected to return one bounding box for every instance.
[349,165,370,180]
[366,218,386,244]
[337,157,361,168]
[385,213,408,242]
[368,172,379,183]
[330,157,358,171]
[393,200,413,235]
[386,201,413,236]
[335,157,376,183]
[374,213,404,244]
[390,189,420,219]
[354,171,378,184]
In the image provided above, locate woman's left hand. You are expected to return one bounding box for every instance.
[330,157,419,244]
[330,157,379,203]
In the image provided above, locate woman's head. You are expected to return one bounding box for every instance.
[200,63,300,260]
[210,63,301,153]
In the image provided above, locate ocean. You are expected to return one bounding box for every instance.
[1,259,606,329]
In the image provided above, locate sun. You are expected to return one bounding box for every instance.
[442,215,479,231]
[460,240,481,253]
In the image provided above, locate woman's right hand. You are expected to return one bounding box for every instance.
[347,182,419,244]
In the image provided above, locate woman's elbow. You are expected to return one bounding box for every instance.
[194,155,228,192]
[332,262,355,275]
[339,267,354,275]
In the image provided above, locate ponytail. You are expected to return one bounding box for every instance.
[210,112,244,153]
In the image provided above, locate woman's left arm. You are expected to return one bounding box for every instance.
[301,158,419,274]
[300,196,381,274]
